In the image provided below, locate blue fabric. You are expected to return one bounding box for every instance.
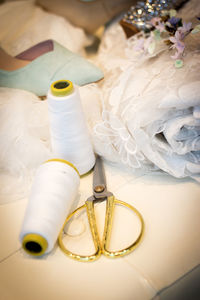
[0,41,104,96]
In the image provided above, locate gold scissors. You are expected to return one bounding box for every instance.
[58,155,144,262]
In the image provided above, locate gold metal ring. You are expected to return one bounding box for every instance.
[102,198,144,258]
[58,203,102,262]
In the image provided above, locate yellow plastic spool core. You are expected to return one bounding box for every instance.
[51,79,74,97]
[22,233,48,256]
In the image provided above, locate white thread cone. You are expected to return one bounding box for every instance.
[19,160,80,255]
[47,81,95,175]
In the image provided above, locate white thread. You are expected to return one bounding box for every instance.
[19,160,80,254]
[47,84,95,175]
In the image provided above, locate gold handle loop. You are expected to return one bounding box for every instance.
[102,196,144,258]
[58,202,101,262]
[58,197,144,262]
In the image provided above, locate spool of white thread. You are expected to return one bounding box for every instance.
[47,80,95,175]
[19,159,80,256]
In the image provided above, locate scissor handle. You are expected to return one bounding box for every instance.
[102,196,144,258]
[58,200,101,262]
[58,197,144,262]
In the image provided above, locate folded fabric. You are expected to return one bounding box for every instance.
[0,41,103,96]
[92,0,200,181]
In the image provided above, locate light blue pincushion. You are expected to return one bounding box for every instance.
[0,41,104,96]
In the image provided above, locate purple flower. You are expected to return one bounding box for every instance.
[150,17,165,32]
[150,17,161,27]
[169,21,192,60]
[170,32,185,59]
[168,17,181,27]
[178,22,192,38]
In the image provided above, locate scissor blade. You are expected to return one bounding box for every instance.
[93,155,108,199]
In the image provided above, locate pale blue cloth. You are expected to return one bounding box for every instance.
[0,41,103,96]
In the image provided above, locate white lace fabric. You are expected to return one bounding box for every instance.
[92,0,200,180]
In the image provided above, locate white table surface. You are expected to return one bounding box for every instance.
[0,160,200,300]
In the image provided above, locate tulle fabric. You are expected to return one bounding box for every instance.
[0,88,51,204]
